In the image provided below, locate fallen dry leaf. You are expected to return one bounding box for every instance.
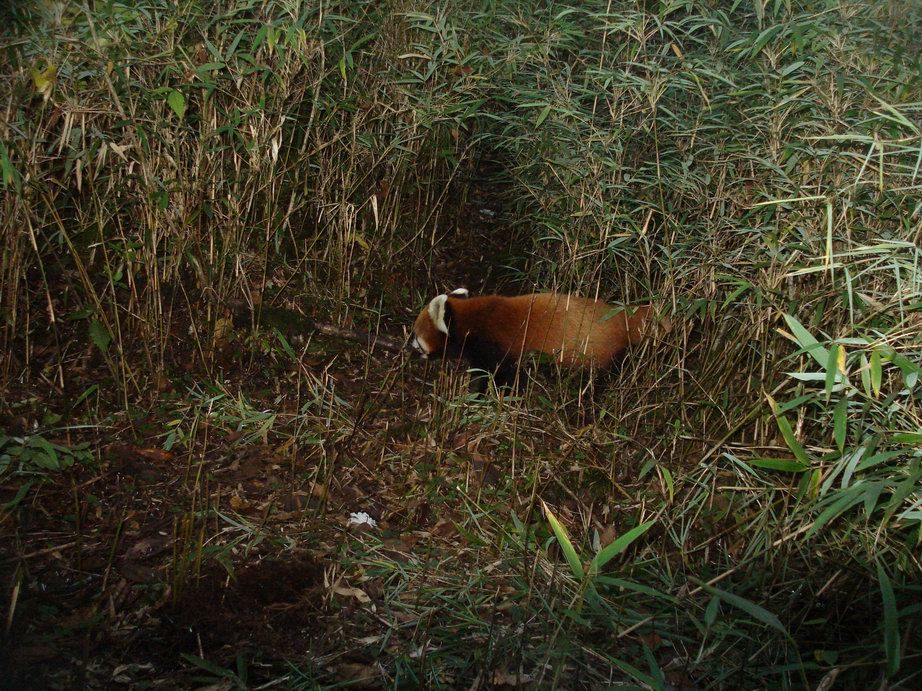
[125,535,171,560]
[229,494,251,510]
[598,524,618,549]
[336,662,379,689]
[333,585,371,604]
[134,448,175,463]
[492,668,533,686]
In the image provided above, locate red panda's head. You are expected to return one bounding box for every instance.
[411,288,469,358]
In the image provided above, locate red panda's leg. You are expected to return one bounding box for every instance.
[492,360,517,389]
[461,336,510,389]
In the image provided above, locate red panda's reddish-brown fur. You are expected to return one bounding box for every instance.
[411,289,659,384]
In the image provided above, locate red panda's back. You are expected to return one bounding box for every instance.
[515,294,651,367]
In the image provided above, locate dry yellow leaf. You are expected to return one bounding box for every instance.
[31,62,57,101]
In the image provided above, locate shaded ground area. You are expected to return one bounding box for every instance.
[2,437,331,686]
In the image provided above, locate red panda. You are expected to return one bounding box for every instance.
[411,288,659,386]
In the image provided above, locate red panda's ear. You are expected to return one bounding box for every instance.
[428,294,450,334]
[448,288,469,299]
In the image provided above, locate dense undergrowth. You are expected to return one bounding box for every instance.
[2,0,920,687]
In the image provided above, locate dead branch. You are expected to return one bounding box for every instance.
[314,323,406,354]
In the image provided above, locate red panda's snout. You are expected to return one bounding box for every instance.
[409,332,432,358]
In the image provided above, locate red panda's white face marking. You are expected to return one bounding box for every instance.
[428,295,450,335]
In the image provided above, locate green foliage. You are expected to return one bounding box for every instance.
[181,653,248,689]
[876,561,901,677]
[0,433,94,511]
[0,433,93,475]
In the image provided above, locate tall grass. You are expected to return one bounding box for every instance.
[2,0,482,391]
[2,0,920,687]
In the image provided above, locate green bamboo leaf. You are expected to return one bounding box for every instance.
[885,350,921,390]
[876,562,900,677]
[749,457,808,472]
[542,500,583,580]
[88,319,111,352]
[870,350,882,397]
[840,446,865,489]
[782,314,829,367]
[807,486,863,537]
[705,595,720,627]
[510,511,527,536]
[181,653,235,678]
[800,468,822,500]
[272,328,297,361]
[588,520,655,574]
[224,28,246,60]
[593,577,676,602]
[860,353,872,396]
[660,466,674,502]
[855,450,903,472]
[0,140,22,194]
[721,282,751,309]
[881,469,922,526]
[700,583,788,636]
[893,432,922,444]
[868,91,920,135]
[2,479,34,509]
[73,383,100,407]
[824,344,838,399]
[642,644,666,688]
[166,89,186,120]
[605,654,657,688]
[862,482,885,515]
[252,25,268,50]
[750,24,784,57]
[348,32,379,52]
[833,397,847,453]
[29,436,60,469]
[767,395,811,466]
[535,104,552,128]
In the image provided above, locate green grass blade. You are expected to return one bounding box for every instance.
[876,562,900,677]
[833,397,847,453]
[542,499,583,581]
